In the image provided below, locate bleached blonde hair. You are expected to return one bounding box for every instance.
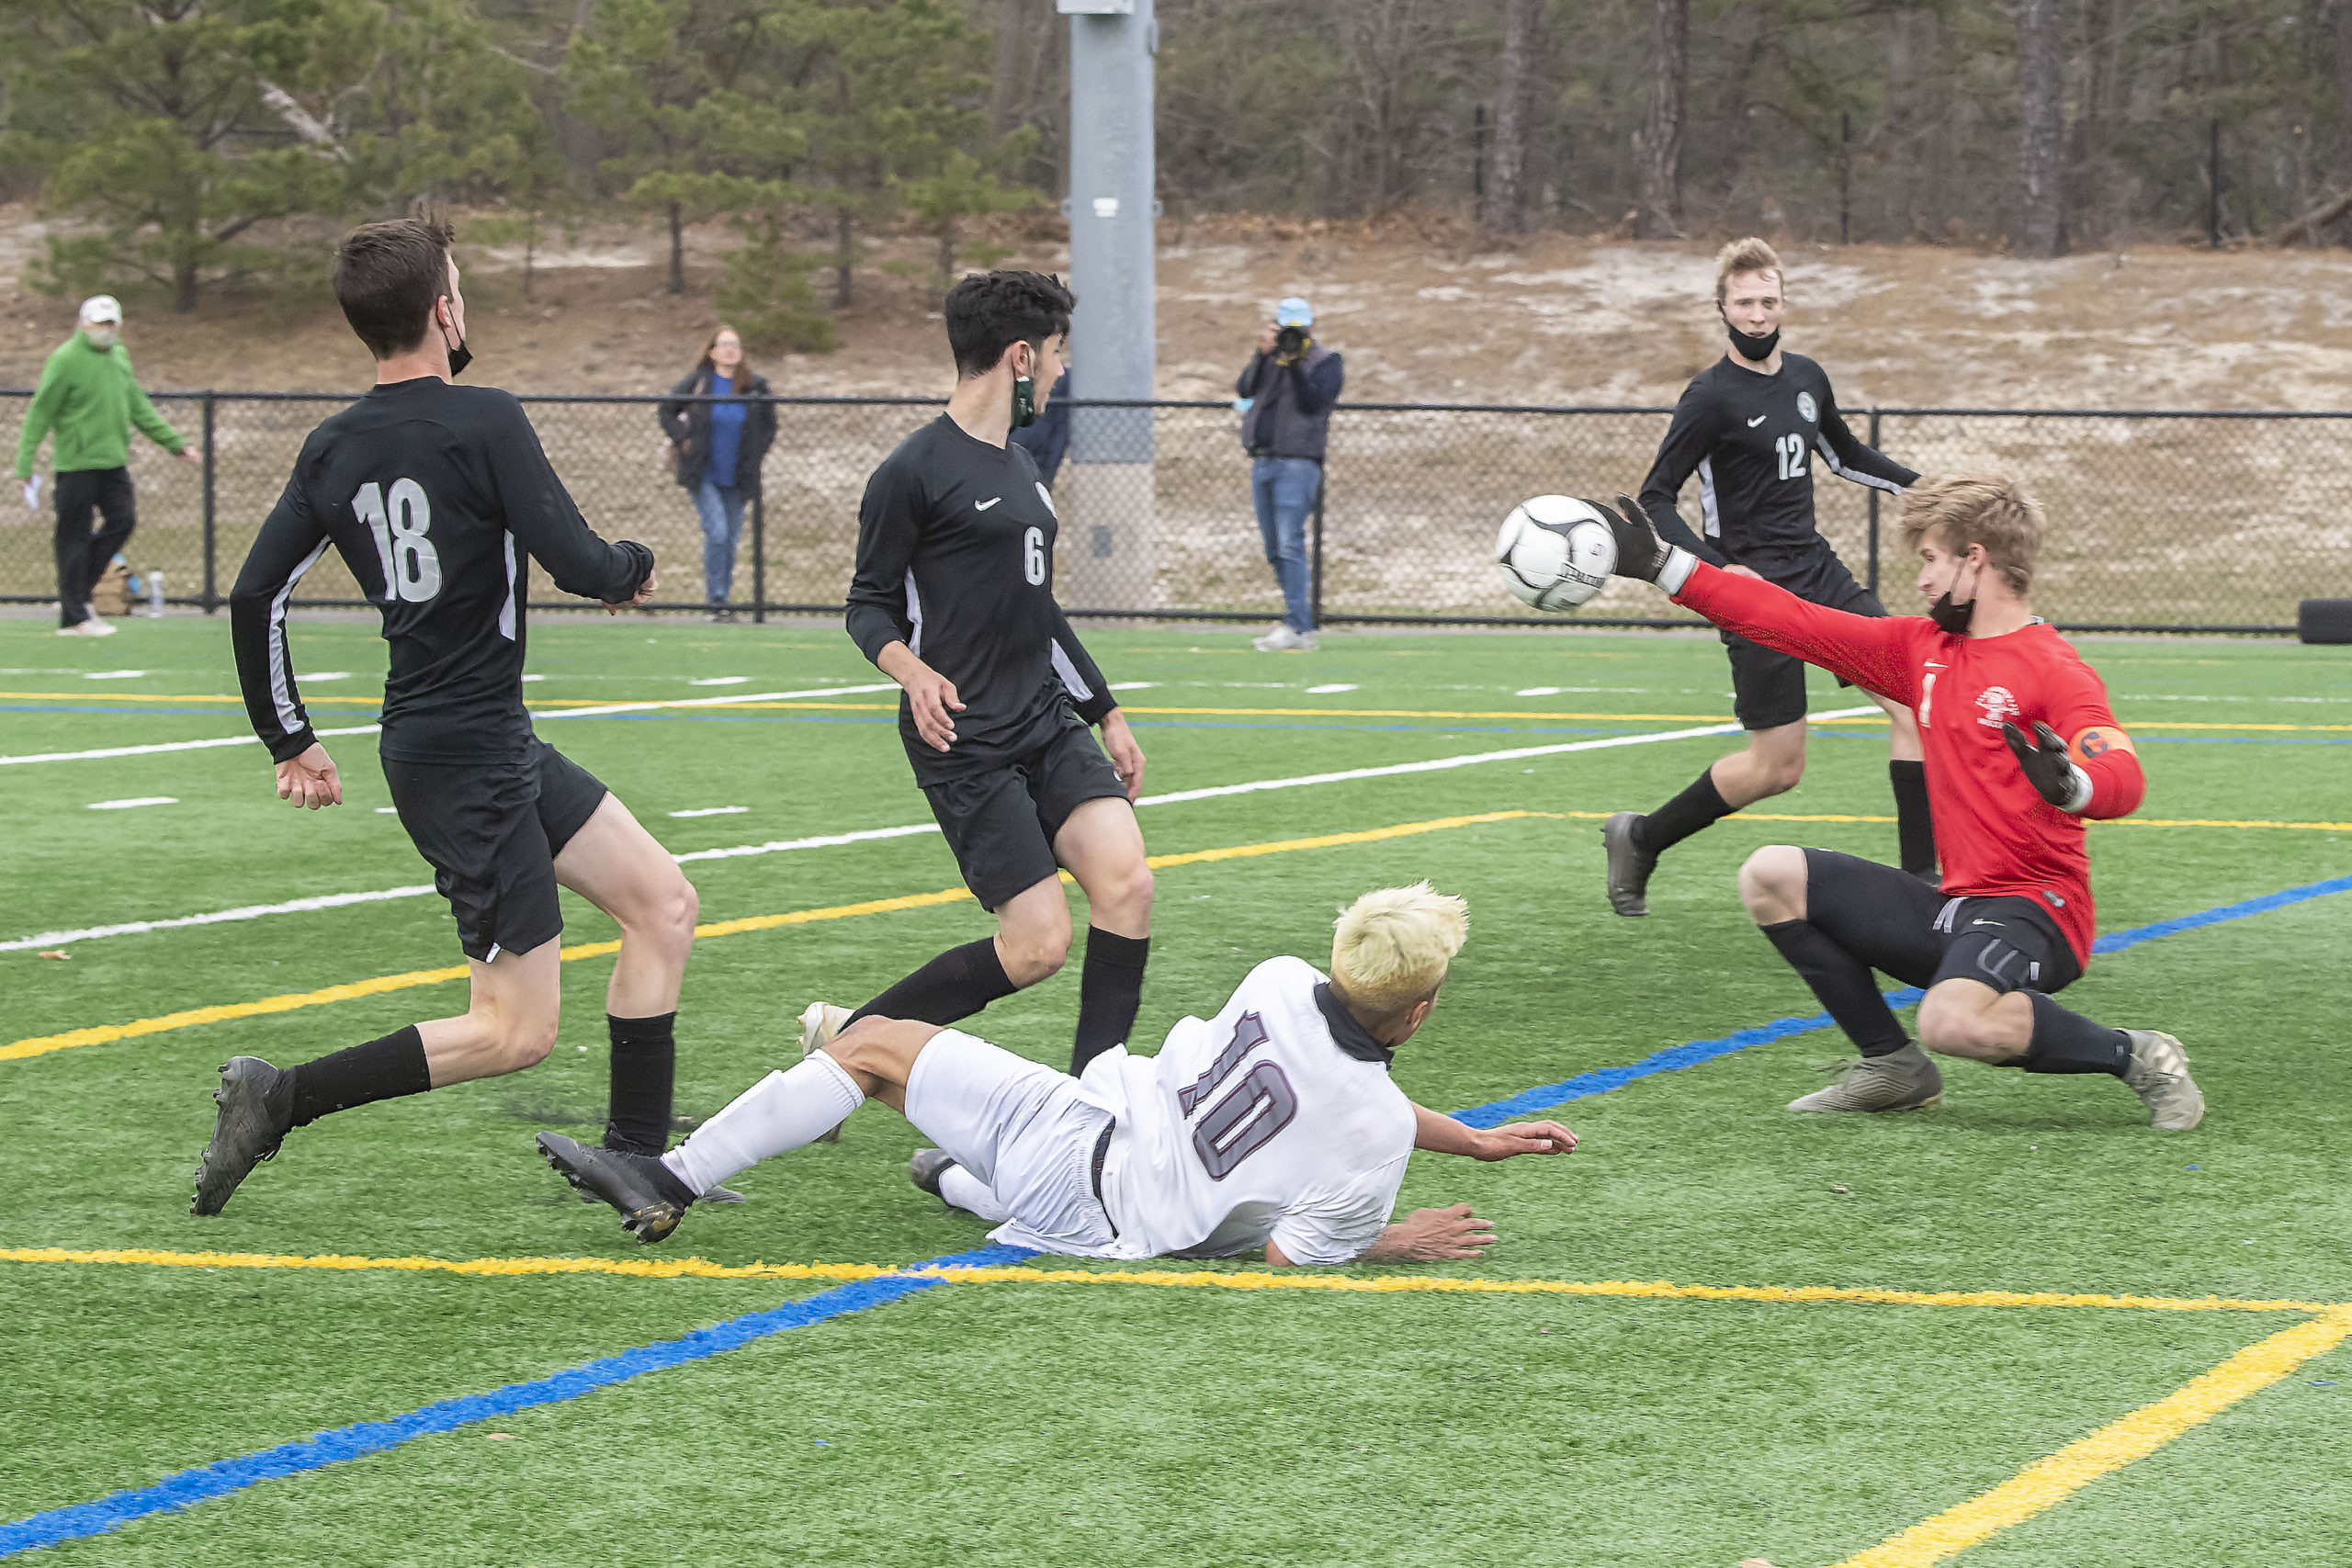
[1899,472,2042,594]
[1330,882,1469,1020]
[1714,236,1783,304]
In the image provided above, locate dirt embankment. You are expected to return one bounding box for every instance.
[5,206,2351,409]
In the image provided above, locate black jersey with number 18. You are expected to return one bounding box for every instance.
[846,414,1116,784]
[228,378,651,765]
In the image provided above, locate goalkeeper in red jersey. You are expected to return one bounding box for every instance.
[1587,475,2202,1129]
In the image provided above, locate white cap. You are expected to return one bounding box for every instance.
[79,295,122,325]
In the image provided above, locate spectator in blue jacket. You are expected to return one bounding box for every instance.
[1235,297,1342,651]
[660,325,776,620]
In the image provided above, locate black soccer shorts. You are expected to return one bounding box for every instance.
[1723,547,1888,731]
[382,739,610,963]
[1800,848,2082,998]
[921,720,1129,912]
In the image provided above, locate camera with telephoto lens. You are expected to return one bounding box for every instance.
[1275,323,1309,359]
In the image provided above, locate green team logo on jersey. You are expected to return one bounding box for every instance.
[1795,391,1818,423]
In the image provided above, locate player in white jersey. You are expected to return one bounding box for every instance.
[539,884,1577,1261]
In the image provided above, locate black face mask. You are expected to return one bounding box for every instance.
[1929,561,1982,635]
[439,303,471,378]
[1724,320,1780,364]
[1010,371,1035,431]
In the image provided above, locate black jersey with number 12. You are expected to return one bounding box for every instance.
[847,414,1116,784]
[228,378,651,765]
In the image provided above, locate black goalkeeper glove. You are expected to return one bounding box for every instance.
[2002,719,2095,812]
[1586,494,1697,593]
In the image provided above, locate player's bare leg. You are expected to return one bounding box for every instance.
[551,794,700,1155]
[1604,720,1804,917]
[196,942,561,1215]
[1915,978,2202,1130]
[1736,844,1943,1113]
[1053,795,1154,1075]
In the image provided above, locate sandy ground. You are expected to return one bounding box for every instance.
[6,205,2352,409]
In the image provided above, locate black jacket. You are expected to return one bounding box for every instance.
[659,367,778,493]
[1237,345,1343,461]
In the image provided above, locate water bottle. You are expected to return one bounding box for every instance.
[147,570,166,617]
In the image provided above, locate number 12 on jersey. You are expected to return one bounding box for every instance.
[1176,1011,1298,1180]
[1774,433,1809,480]
[355,479,443,604]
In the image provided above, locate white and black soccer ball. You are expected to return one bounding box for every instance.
[1496,495,1617,613]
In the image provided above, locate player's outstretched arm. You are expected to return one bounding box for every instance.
[1635,384,1733,569]
[1815,392,1917,495]
[229,475,335,780]
[1409,1101,1576,1160]
[490,399,653,604]
[2003,719,2145,818]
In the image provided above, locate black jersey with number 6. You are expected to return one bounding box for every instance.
[846,414,1116,784]
[1635,352,1917,582]
[229,378,651,765]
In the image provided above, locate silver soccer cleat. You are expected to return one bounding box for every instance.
[2122,1030,2204,1131]
[1786,1041,1945,1113]
[798,1000,854,1142]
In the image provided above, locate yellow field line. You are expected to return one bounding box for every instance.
[13,689,2349,730]
[1829,1307,2352,1567]
[2,1246,2335,1315]
[0,809,1537,1063]
[1553,809,2352,833]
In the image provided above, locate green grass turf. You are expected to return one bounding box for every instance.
[3,615,2350,1564]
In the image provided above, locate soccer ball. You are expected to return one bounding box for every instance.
[1497,495,1617,612]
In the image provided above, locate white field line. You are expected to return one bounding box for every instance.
[0,684,901,767]
[2,712,1871,954]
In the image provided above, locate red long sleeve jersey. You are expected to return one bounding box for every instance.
[1675,563,2146,965]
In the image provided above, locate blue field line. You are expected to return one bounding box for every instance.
[1449,870,2352,1129]
[0,1242,1035,1558]
[6,873,2348,1555]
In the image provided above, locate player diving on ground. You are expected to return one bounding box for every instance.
[196,217,706,1215]
[540,884,1579,1261]
[1584,475,2202,1126]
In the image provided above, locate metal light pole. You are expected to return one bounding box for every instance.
[1059,0,1157,612]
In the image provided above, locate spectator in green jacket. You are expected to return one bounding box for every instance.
[14,295,198,637]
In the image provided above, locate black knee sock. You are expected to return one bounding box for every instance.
[2017,991,2131,1077]
[849,938,1020,1027]
[1071,929,1150,1077]
[1890,760,1937,875]
[1759,919,1909,1057]
[289,1025,432,1127]
[1635,769,1735,856]
[605,1011,676,1156]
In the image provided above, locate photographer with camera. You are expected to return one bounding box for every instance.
[1236,297,1343,652]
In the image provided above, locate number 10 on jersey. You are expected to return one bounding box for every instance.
[356,479,443,603]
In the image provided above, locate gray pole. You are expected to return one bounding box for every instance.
[1059,0,1156,613]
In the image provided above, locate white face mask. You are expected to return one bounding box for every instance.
[84,325,119,350]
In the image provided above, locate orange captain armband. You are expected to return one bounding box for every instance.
[2069,725,2136,765]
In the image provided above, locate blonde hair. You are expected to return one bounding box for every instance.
[1714,237,1783,304]
[1898,473,2042,594]
[1330,882,1468,1019]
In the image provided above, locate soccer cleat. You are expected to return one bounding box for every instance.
[798,1000,854,1143]
[2122,1031,2204,1131]
[1600,811,1658,918]
[1786,1042,1944,1113]
[537,1132,695,1244]
[910,1147,958,1201]
[192,1056,295,1215]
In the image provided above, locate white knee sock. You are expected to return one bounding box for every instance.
[938,1164,1011,1224]
[661,1055,865,1197]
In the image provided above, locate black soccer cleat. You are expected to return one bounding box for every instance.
[192,1056,295,1216]
[909,1147,958,1201]
[537,1132,695,1244]
[1600,811,1659,918]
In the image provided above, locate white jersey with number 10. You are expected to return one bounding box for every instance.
[1083,956,1416,1264]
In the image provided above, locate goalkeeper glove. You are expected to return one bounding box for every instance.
[1587,494,1697,593]
[2002,719,2095,813]
[20,475,38,512]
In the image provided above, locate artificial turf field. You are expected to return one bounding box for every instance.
[2,613,2348,1567]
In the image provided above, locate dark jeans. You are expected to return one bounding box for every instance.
[54,468,136,627]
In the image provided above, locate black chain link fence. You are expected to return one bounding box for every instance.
[3,391,2340,632]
